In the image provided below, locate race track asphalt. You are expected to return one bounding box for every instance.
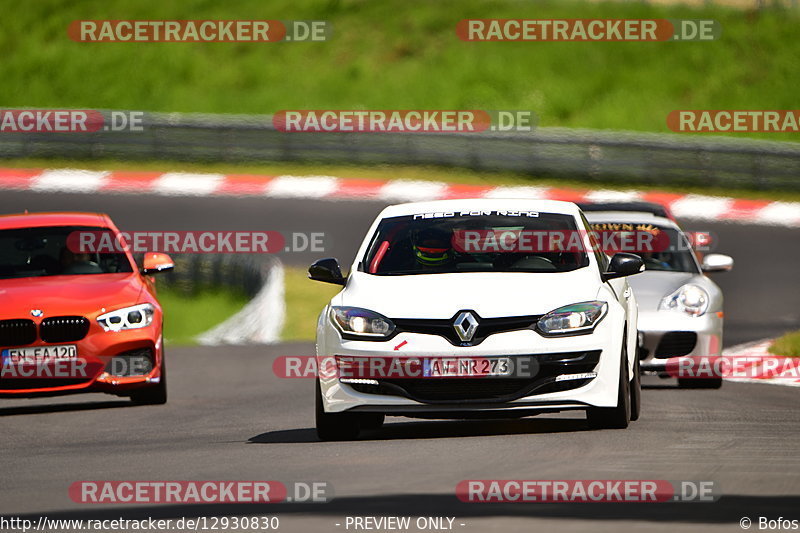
[0,189,798,532]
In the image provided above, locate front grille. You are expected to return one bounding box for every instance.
[0,319,37,346]
[377,379,531,401]
[654,331,698,358]
[40,316,90,343]
[347,350,601,403]
[392,314,542,346]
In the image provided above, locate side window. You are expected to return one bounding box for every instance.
[580,213,609,272]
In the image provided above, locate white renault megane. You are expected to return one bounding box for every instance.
[309,199,643,440]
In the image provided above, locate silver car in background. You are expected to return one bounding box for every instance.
[583,208,733,389]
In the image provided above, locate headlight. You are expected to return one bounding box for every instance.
[97,304,155,332]
[538,301,608,336]
[330,306,395,339]
[660,284,709,317]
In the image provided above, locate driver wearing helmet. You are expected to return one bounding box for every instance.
[412,227,453,268]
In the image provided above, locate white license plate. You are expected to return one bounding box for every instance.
[423,357,512,378]
[1,345,78,364]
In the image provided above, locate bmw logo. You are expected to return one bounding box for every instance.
[30,309,43,317]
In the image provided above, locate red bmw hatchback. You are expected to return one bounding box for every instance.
[0,212,174,404]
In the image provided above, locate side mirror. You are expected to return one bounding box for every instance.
[701,253,733,273]
[141,253,175,275]
[603,252,644,281]
[308,258,346,286]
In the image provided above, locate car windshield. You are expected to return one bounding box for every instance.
[0,226,134,280]
[589,222,699,273]
[363,211,589,275]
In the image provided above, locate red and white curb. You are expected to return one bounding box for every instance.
[721,339,800,387]
[2,167,799,227]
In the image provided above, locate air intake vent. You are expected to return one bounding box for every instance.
[655,331,698,358]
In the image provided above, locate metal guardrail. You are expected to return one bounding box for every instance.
[138,253,274,298]
[134,253,285,345]
[2,110,800,191]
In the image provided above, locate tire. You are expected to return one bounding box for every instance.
[678,377,723,389]
[315,379,361,441]
[359,413,385,430]
[130,359,167,405]
[586,344,631,430]
[630,354,641,422]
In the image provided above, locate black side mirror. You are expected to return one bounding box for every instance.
[603,252,644,281]
[308,258,347,285]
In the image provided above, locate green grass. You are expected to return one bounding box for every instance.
[282,266,341,342]
[5,157,800,202]
[157,266,340,344]
[157,286,250,345]
[1,0,799,140]
[770,330,800,358]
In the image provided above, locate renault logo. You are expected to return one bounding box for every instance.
[453,311,479,342]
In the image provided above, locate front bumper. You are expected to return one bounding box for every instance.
[0,326,164,398]
[317,312,625,415]
[636,310,723,373]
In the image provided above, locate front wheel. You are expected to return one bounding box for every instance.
[315,379,361,441]
[630,355,641,422]
[586,346,631,430]
[130,360,167,405]
[678,377,723,389]
[359,413,385,430]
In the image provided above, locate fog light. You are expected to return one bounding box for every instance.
[340,378,379,385]
[104,349,154,377]
[554,372,597,382]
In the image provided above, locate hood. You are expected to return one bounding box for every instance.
[627,271,699,311]
[0,273,145,319]
[337,270,601,319]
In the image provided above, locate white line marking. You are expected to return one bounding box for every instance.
[584,189,644,203]
[265,175,339,198]
[756,202,800,227]
[152,172,224,196]
[669,195,734,220]
[31,169,109,193]
[484,186,551,199]
[378,180,449,202]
